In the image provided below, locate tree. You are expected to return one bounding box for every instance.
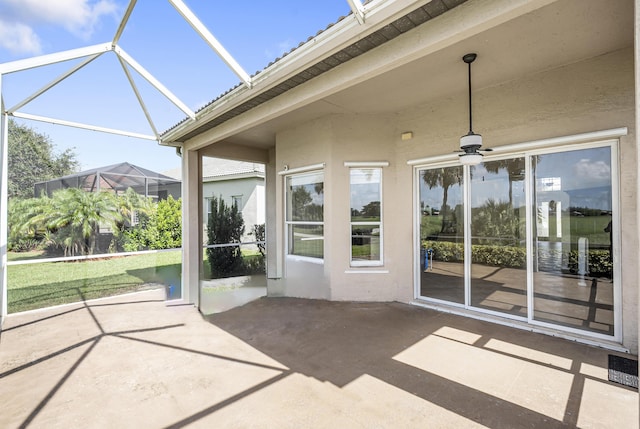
[483,158,525,206]
[7,118,79,199]
[46,188,122,255]
[422,166,463,233]
[207,195,245,278]
[11,188,122,256]
[360,201,380,219]
[119,196,182,251]
[155,196,182,249]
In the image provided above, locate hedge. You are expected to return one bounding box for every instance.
[422,240,612,275]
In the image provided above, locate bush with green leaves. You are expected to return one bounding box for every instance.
[423,240,612,275]
[207,195,245,278]
[120,196,181,251]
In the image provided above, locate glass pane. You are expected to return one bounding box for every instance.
[350,168,381,221]
[286,173,324,221]
[351,224,380,262]
[419,166,465,304]
[470,158,527,317]
[288,224,324,258]
[532,147,613,335]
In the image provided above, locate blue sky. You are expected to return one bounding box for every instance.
[0,0,350,173]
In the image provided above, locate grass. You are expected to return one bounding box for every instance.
[7,250,46,261]
[7,250,182,314]
[421,214,612,245]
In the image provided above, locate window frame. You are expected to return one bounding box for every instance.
[284,169,325,260]
[346,162,388,267]
[411,133,622,344]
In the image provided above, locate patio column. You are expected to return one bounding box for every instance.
[181,147,201,307]
[0,75,8,325]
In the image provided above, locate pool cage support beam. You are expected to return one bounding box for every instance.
[1,79,8,325]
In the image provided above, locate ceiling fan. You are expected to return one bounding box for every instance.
[457,53,492,165]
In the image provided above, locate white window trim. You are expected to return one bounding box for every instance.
[278,162,325,176]
[231,194,243,207]
[347,164,387,267]
[412,133,623,346]
[284,169,325,260]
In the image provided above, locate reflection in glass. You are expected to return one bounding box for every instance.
[286,172,324,258]
[532,147,613,335]
[350,168,382,264]
[288,225,324,258]
[419,166,464,304]
[470,158,527,317]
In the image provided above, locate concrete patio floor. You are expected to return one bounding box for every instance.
[0,289,637,428]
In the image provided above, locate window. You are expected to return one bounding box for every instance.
[415,139,618,339]
[350,168,382,265]
[286,171,324,258]
[232,195,243,208]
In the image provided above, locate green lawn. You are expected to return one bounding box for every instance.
[7,250,182,313]
[421,214,611,245]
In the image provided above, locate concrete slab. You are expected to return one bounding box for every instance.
[1,291,637,428]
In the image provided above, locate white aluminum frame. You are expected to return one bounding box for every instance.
[411,128,627,347]
[284,169,325,261]
[346,164,386,267]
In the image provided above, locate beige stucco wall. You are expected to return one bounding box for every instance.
[269,47,637,351]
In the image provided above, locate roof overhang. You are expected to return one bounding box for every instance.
[161,0,466,145]
[163,0,633,154]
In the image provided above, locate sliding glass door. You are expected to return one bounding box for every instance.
[469,158,527,317]
[419,166,465,304]
[531,147,614,335]
[417,142,617,338]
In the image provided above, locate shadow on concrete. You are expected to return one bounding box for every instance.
[1,293,635,428]
[205,297,634,428]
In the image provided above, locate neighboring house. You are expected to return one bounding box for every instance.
[34,162,181,201]
[164,157,265,242]
[165,0,640,355]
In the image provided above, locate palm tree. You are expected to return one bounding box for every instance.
[115,187,153,228]
[44,188,122,255]
[482,158,525,206]
[422,166,463,233]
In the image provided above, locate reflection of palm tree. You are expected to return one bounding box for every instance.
[482,158,525,206]
[422,167,462,233]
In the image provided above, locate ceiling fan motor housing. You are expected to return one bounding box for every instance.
[460,132,483,152]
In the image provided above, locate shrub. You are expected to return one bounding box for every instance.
[10,237,42,252]
[120,196,182,251]
[423,240,612,275]
[243,253,266,274]
[567,249,612,276]
[207,196,245,278]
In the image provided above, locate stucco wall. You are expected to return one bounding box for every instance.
[270,47,637,351]
[268,119,334,299]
